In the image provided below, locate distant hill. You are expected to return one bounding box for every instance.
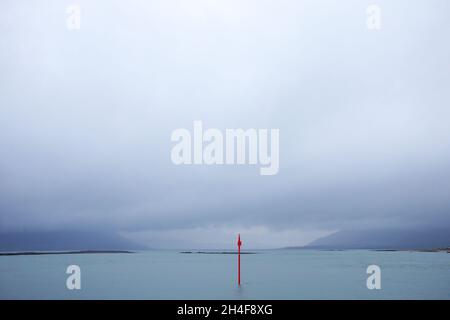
[298,228,450,250]
[0,231,146,252]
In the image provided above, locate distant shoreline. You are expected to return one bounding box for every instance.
[0,250,134,256]
[180,251,257,255]
[2,248,449,256]
[284,247,450,253]
[375,248,450,253]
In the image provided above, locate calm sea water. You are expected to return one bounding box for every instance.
[1,250,449,299]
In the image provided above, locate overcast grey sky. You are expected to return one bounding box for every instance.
[1,0,450,248]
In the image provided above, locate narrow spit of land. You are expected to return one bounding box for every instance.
[0,250,133,256]
[180,251,257,254]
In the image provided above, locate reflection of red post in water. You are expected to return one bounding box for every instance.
[237,234,242,286]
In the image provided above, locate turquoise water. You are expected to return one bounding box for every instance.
[1,250,449,299]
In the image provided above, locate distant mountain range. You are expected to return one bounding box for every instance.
[2,227,450,252]
[296,227,450,250]
[0,231,146,252]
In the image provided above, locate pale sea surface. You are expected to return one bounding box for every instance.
[1,250,449,299]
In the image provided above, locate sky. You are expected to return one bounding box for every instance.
[0,0,450,249]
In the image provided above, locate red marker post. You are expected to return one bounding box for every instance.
[237,234,242,286]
